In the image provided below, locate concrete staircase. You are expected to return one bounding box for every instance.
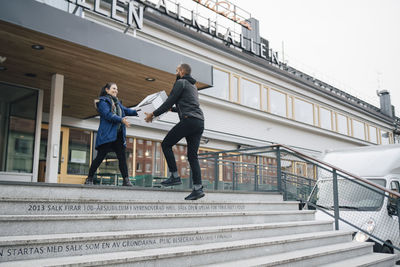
[0,182,395,266]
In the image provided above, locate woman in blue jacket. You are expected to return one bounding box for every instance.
[85,82,138,186]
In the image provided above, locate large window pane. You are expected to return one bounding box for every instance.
[320,107,332,130]
[269,89,286,117]
[1,85,38,173]
[240,79,260,108]
[369,126,378,144]
[381,130,390,145]
[262,87,268,111]
[201,68,229,100]
[352,120,365,140]
[67,129,91,175]
[294,98,313,125]
[231,76,239,102]
[336,113,348,135]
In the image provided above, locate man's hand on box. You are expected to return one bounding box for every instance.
[144,112,154,123]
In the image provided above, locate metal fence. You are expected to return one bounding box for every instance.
[198,144,400,254]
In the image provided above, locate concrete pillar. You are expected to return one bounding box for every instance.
[45,74,64,183]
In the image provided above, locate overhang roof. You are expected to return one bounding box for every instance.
[0,0,212,119]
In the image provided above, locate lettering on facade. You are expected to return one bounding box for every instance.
[0,233,232,260]
[66,0,281,66]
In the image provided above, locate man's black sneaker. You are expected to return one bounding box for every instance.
[161,176,182,187]
[185,186,205,200]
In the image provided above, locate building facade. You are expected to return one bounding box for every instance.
[0,0,399,185]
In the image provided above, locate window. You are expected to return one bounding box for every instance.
[287,96,293,119]
[352,119,365,140]
[202,68,229,100]
[336,113,348,135]
[67,129,91,175]
[1,85,38,173]
[240,79,260,108]
[381,130,390,145]
[391,181,399,193]
[320,107,332,130]
[368,125,378,144]
[262,86,268,111]
[231,76,239,102]
[135,138,165,177]
[269,89,286,117]
[294,98,314,125]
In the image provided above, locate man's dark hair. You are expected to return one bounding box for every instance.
[179,64,191,75]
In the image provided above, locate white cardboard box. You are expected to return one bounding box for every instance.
[134,90,168,120]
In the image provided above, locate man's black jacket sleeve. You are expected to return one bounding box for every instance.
[153,81,183,117]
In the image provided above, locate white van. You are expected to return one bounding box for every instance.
[307,144,400,259]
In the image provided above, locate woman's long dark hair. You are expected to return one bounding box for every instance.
[99,82,116,97]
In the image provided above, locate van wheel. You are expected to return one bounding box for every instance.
[381,245,393,254]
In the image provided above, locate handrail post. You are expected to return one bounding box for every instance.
[254,164,258,191]
[332,169,340,230]
[232,162,235,190]
[282,172,287,201]
[276,146,282,193]
[214,153,219,190]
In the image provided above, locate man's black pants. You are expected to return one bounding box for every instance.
[88,131,128,178]
[162,117,204,185]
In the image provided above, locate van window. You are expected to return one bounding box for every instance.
[390,181,399,193]
[309,178,386,211]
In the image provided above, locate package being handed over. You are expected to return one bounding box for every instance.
[134,90,167,120]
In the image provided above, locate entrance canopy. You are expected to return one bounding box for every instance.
[0,0,212,119]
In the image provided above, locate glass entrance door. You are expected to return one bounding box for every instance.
[39,125,92,184]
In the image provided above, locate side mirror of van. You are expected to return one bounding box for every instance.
[387,202,397,216]
[387,195,398,216]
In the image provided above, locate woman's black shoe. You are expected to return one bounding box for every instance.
[185,186,205,200]
[122,177,133,186]
[84,177,94,185]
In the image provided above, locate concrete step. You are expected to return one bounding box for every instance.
[0,220,333,262]
[204,242,377,267]
[0,197,299,215]
[0,210,315,236]
[0,181,284,202]
[323,252,396,267]
[0,231,355,266]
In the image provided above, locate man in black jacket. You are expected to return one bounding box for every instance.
[145,64,205,200]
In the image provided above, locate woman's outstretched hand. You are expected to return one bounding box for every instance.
[122,117,130,127]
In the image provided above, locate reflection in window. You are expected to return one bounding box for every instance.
[269,89,286,117]
[381,130,390,145]
[2,88,38,173]
[320,107,332,130]
[231,76,239,102]
[241,79,260,108]
[369,126,378,144]
[67,129,91,175]
[201,68,229,100]
[135,138,165,178]
[352,120,365,140]
[294,98,313,125]
[336,113,348,135]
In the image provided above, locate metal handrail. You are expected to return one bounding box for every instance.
[276,144,400,198]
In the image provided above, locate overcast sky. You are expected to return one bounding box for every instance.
[232,0,400,116]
